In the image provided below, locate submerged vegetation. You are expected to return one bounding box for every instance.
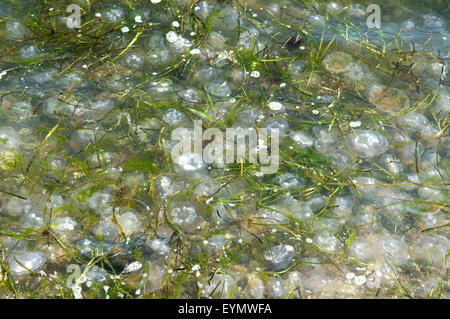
[0,0,448,299]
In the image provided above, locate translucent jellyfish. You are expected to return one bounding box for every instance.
[400,19,416,32]
[332,197,353,218]
[206,234,231,254]
[288,59,306,76]
[312,127,339,154]
[400,173,423,192]
[70,127,103,150]
[56,72,83,89]
[206,80,232,98]
[53,217,80,240]
[193,66,216,83]
[147,262,166,293]
[47,154,67,173]
[313,230,342,253]
[423,14,445,31]
[352,176,380,197]
[285,271,306,298]
[238,30,260,51]
[19,210,48,229]
[147,31,166,48]
[420,148,441,168]
[174,152,206,172]
[344,62,365,82]
[91,99,115,118]
[291,131,314,149]
[153,175,175,199]
[194,179,221,198]
[84,265,109,283]
[345,130,390,159]
[418,212,438,227]
[86,190,114,212]
[42,97,74,116]
[379,153,403,175]
[235,106,264,126]
[0,149,19,170]
[7,251,45,276]
[193,1,212,21]
[260,205,289,225]
[272,172,305,192]
[2,236,26,253]
[348,4,366,17]
[366,262,396,289]
[349,237,374,263]
[366,85,410,113]
[163,108,184,126]
[373,234,409,266]
[261,117,290,135]
[20,45,39,59]
[396,141,424,166]
[147,238,171,258]
[0,127,21,149]
[303,270,334,295]
[329,151,350,168]
[313,218,340,233]
[397,112,429,132]
[322,52,353,74]
[8,100,32,118]
[417,276,440,298]
[305,194,328,212]
[245,275,265,298]
[266,278,287,298]
[116,210,141,237]
[351,208,382,230]
[206,31,227,50]
[167,34,192,55]
[94,218,120,242]
[420,124,440,142]
[6,18,29,39]
[2,196,32,216]
[201,272,236,298]
[410,234,448,268]
[123,53,144,69]
[102,7,125,22]
[168,202,198,231]
[76,238,103,258]
[292,203,314,221]
[31,68,58,84]
[210,6,240,31]
[433,91,450,114]
[264,243,295,270]
[181,87,201,104]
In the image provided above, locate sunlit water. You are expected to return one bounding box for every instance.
[0,0,448,298]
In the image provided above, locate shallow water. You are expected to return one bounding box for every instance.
[0,0,448,298]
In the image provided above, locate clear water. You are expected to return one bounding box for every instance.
[0,0,448,298]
